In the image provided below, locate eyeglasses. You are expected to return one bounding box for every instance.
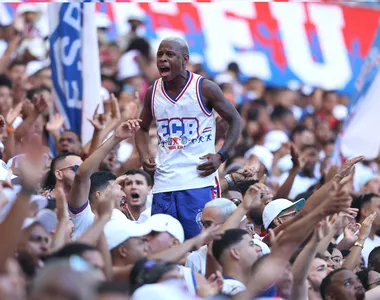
[58,165,79,172]
[278,211,297,218]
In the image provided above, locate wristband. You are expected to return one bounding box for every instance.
[6,127,15,133]
[217,149,229,163]
[224,174,235,189]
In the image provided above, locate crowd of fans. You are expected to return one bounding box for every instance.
[0,3,379,300]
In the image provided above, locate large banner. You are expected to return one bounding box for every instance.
[333,24,380,162]
[49,3,101,145]
[2,2,380,94]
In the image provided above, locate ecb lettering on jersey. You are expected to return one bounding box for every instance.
[151,71,219,194]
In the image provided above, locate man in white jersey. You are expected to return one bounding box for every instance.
[136,37,242,239]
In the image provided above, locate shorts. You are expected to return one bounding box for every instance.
[152,186,217,240]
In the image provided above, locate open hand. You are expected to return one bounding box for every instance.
[197,153,223,177]
[197,271,223,298]
[114,119,141,140]
[193,224,224,250]
[6,102,23,126]
[46,114,65,133]
[88,104,110,131]
[358,212,377,241]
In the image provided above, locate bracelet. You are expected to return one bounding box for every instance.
[354,241,364,249]
[6,127,15,133]
[224,174,235,189]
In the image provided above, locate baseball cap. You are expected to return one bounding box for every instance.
[104,212,152,250]
[0,186,48,222]
[264,130,289,153]
[144,214,185,244]
[262,198,305,230]
[23,209,57,233]
[244,145,274,173]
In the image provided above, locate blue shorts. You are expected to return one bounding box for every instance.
[152,186,219,240]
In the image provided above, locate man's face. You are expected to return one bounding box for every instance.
[145,232,176,254]
[123,237,150,263]
[82,250,106,282]
[323,92,337,114]
[101,148,118,174]
[234,234,258,268]
[308,258,332,291]
[0,86,12,114]
[323,251,336,270]
[200,207,226,231]
[32,69,52,89]
[55,155,83,189]
[331,248,343,269]
[26,223,50,257]
[7,65,26,82]
[302,147,319,172]
[124,174,151,209]
[366,178,380,196]
[58,131,81,154]
[315,122,332,144]
[156,40,188,81]
[325,270,365,300]
[276,263,293,298]
[274,206,297,227]
[368,270,380,290]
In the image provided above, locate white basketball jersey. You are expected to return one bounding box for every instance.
[151,71,219,193]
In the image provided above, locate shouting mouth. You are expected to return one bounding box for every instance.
[159,67,170,77]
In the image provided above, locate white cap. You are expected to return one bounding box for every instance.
[117,50,140,81]
[333,104,348,121]
[16,3,42,15]
[18,38,47,61]
[253,238,271,255]
[262,198,305,230]
[0,186,48,222]
[264,130,289,153]
[95,12,112,29]
[214,73,234,86]
[276,154,293,173]
[145,214,185,244]
[23,209,57,233]
[127,11,146,22]
[104,212,152,250]
[26,60,50,77]
[244,145,274,173]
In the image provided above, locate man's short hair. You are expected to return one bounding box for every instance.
[89,172,116,202]
[212,229,248,264]
[97,281,130,295]
[368,246,380,271]
[356,269,370,291]
[125,169,153,187]
[320,268,346,300]
[270,105,293,121]
[61,129,82,144]
[352,193,379,222]
[0,74,12,89]
[8,59,26,70]
[49,243,97,260]
[204,198,236,220]
[43,152,81,190]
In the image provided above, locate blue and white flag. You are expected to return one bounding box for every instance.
[332,24,380,164]
[49,2,101,146]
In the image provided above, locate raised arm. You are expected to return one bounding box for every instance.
[197,80,243,177]
[135,86,156,173]
[68,120,141,209]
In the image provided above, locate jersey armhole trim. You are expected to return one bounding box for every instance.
[69,201,89,215]
[151,80,158,120]
[196,77,213,117]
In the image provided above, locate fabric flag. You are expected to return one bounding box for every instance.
[49,2,101,146]
[332,24,380,164]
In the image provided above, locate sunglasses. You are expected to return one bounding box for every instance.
[58,165,80,172]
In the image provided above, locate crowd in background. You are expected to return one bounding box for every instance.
[0,3,379,300]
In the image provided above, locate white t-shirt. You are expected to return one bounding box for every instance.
[177,265,197,296]
[279,172,318,199]
[132,279,200,300]
[362,235,380,267]
[69,201,125,241]
[222,278,246,296]
[185,245,208,276]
